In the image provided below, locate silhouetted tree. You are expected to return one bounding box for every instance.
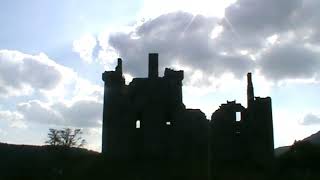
[45,128,86,147]
[59,128,86,147]
[45,128,61,146]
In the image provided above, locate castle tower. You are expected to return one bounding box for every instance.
[102,59,126,155]
[244,73,274,167]
[250,97,274,165]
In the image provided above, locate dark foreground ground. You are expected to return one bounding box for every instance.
[0,140,320,180]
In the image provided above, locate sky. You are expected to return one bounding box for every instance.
[1,0,320,151]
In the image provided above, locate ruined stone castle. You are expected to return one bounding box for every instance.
[102,53,274,178]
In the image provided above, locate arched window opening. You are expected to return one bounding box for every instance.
[136,120,141,128]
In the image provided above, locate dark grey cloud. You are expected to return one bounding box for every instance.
[17,100,62,125]
[258,43,320,80]
[224,0,301,34]
[0,50,63,97]
[219,0,301,50]
[53,100,102,127]
[301,113,320,125]
[17,99,102,127]
[106,12,254,83]
[221,0,320,82]
[294,0,320,27]
[293,0,320,45]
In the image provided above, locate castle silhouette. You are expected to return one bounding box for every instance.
[101,53,274,179]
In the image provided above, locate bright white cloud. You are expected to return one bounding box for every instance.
[73,34,97,63]
[71,78,103,102]
[97,28,123,70]
[210,25,224,39]
[123,73,134,85]
[0,110,26,129]
[267,34,279,45]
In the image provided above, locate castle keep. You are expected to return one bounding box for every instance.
[102,53,274,178]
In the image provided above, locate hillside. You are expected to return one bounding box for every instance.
[303,130,320,144]
[275,145,291,156]
[0,143,100,180]
[1,139,320,180]
[275,130,320,156]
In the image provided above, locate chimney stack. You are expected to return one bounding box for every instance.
[115,58,122,74]
[148,53,158,78]
[247,72,254,107]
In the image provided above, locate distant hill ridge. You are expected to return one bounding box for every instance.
[275,130,320,156]
[303,130,320,144]
[0,142,98,154]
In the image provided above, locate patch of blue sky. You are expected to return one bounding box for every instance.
[0,0,143,59]
[271,83,320,111]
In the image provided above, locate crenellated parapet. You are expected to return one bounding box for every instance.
[102,58,125,87]
[164,68,184,82]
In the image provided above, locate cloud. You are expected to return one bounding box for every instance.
[98,0,320,85]
[99,12,254,84]
[0,47,104,127]
[216,0,320,64]
[0,110,26,128]
[138,0,236,19]
[301,113,320,125]
[0,50,74,98]
[258,42,320,80]
[220,0,320,81]
[95,0,320,85]
[73,34,97,63]
[71,78,104,102]
[0,48,104,128]
[15,73,104,128]
[220,0,301,49]
[53,100,102,127]
[293,0,320,38]
[17,99,102,127]
[225,0,301,33]
[0,49,104,102]
[17,100,63,125]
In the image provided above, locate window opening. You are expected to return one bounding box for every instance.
[236,112,241,121]
[136,120,141,128]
